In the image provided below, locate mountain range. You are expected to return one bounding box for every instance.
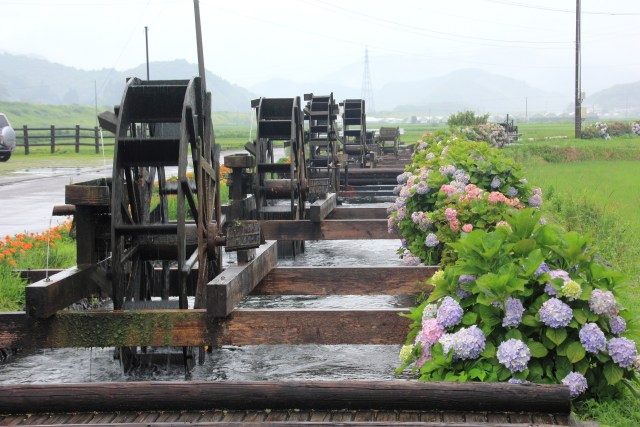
[0,53,637,116]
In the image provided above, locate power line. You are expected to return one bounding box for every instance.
[480,0,640,16]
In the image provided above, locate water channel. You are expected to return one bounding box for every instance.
[0,229,415,384]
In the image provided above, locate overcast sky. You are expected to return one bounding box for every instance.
[2,0,639,95]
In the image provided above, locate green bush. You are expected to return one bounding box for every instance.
[447,111,489,128]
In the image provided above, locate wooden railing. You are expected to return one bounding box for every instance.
[17,125,115,155]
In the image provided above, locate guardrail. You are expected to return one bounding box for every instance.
[17,125,115,155]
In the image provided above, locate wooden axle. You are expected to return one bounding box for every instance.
[0,380,570,414]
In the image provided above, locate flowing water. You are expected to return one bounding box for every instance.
[0,214,415,384]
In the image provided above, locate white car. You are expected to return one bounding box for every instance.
[0,113,16,161]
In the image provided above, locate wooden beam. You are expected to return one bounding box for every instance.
[65,179,110,206]
[326,206,388,220]
[260,219,395,240]
[0,308,410,349]
[254,266,435,295]
[309,193,336,223]
[214,308,409,345]
[24,265,111,319]
[0,380,570,414]
[207,241,278,317]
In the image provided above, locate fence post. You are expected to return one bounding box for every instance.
[23,125,29,155]
[94,126,100,154]
[50,125,55,154]
[75,125,80,153]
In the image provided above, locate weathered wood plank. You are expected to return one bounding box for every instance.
[0,308,411,348]
[0,380,570,414]
[214,309,410,345]
[207,241,278,317]
[326,206,388,220]
[260,219,394,240]
[310,193,336,223]
[65,180,110,206]
[24,265,111,319]
[254,266,435,295]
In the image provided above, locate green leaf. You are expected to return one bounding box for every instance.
[603,362,624,386]
[521,314,540,327]
[528,341,549,358]
[545,328,567,346]
[573,308,588,325]
[574,357,590,375]
[566,342,586,363]
[462,311,478,326]
[468,368,486,381]
[512,239,536,257]
[555,356,573,382]
[505,329,523,341]
[481,341,496,358]
[521,248,544,276]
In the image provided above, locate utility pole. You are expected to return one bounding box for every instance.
[193,0,206,88]
[145,26,150,80]
[574,0,582,138]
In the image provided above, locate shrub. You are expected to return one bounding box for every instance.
[447,111,489,128]
[393,130,640,401]
[397,209,639,400]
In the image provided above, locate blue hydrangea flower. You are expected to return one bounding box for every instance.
[456,275,475,299]
[539,298,573,328]
[579,323,606,353]
[436,296,463,328]
[490,176,501,189]
[439,325,485,361]
[422,303,438,320]
[610,315,626,335]
[589,289,617,316]
[607,337,638,368]
[425,233,439,248]
[415,182,430,195]
[502,297,525,328]
[497,339,531,373]
[562,372,588,398]
[508,378,530,384]
[397,171,412,184]
[544,283,559,296]
[506,186,518,197]
[392,184,402,195]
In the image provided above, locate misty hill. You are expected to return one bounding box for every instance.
[378,69,568,115]
[587,81,640,116]
[0,54,255,111]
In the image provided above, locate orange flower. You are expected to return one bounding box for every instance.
[10,260,16,266]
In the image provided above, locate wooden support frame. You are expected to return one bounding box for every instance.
[326,206,387,220]
[0,380,570,414]
[253,266,435,295]
[0,308,410,349]
[207,240,278,317]
[309,193,336,223]
[260,219,393,240]
[24,265,111,319]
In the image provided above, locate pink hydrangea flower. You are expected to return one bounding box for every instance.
[420,318,445,345]
[488,191,507,204]
[445,208,458,222]
[462,223,473,233]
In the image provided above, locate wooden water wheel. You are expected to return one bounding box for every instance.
[110,76,221,372]
[304,92,339,194]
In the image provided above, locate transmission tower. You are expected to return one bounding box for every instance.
[361,46,375,113]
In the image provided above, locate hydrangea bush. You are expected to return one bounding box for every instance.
[395,131,640,400]
[388,131,537,266]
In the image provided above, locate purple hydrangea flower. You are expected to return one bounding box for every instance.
[397,171,412,184]
[544,283,559,296]
[490,176,501,189]
[579,323,606,353]
[402,253,421,266]
[392,184,403,195]
[425,233,439,248]
[422,303,438,320]
[456,275,475,299]
[539,298,573,328]
[502,297,525,328]
[436,296,463,328]
[439,325,485,361]
[415,182,430,195]
[528,193,542,208]
[497,339,531,373]
[610,315,627,335]
[589,289,617,316]
[508,378,530,384]
[562,372,588,398]
[506,186,518,197]
[534,262,551,277]
[607,337,638,368]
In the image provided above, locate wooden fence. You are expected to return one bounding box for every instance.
[17,125,115,155]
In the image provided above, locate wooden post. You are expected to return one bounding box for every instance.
[75,125,80,153]
[94,126,100,154]
[22,125,29,155]
[50,125,55,153]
